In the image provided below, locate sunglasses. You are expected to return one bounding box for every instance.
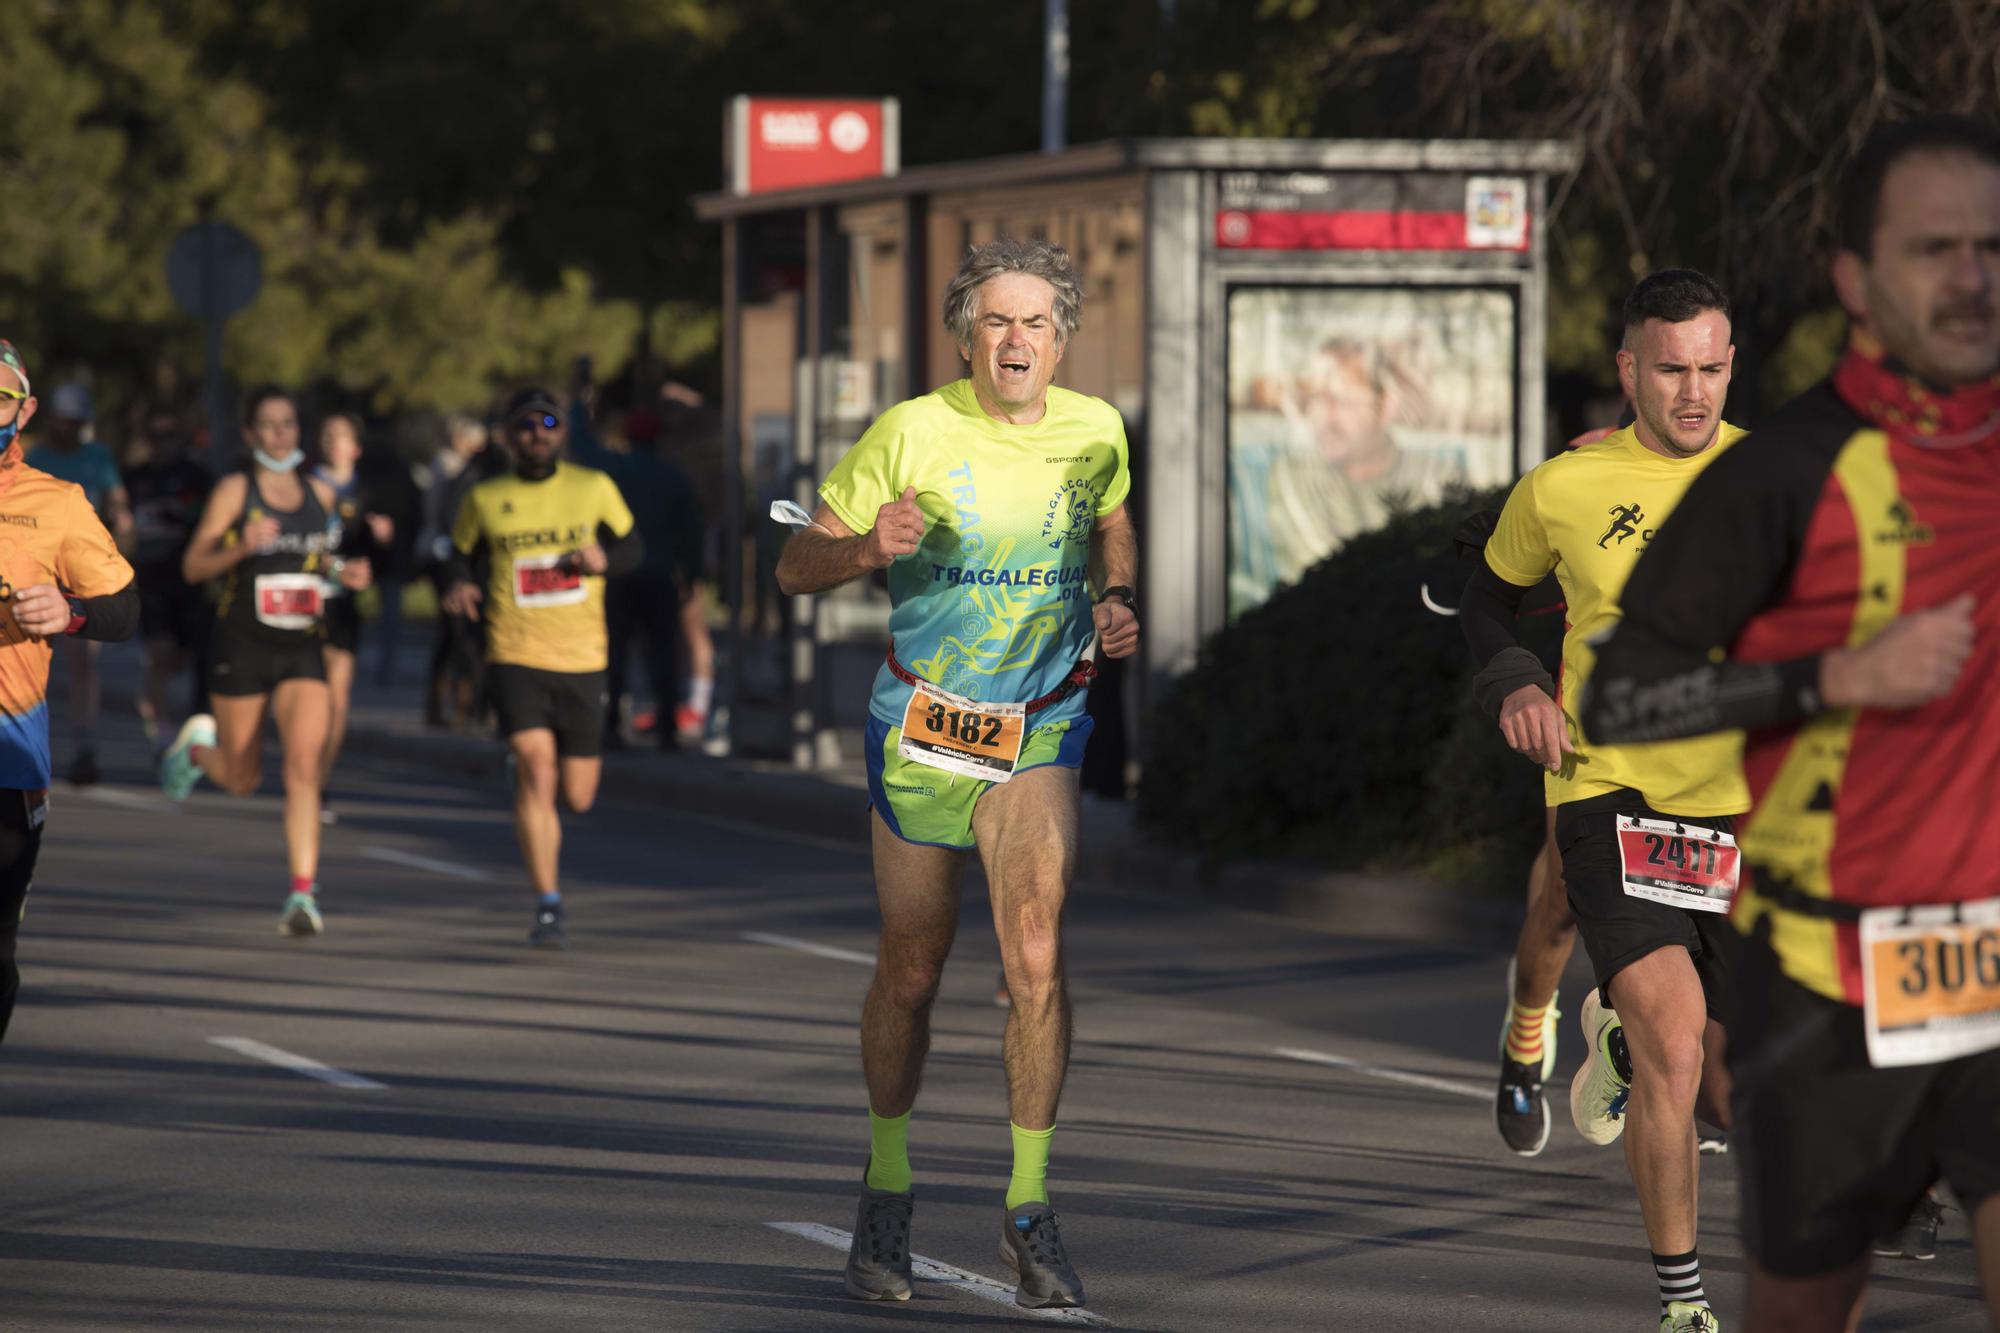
[0,386,27,404]
[513,412,559,432]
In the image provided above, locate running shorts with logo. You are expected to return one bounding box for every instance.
[865,714,1092,849]
[818,379,1130,848]
[1580,356,2000,1276]
[1557,788,1735,1019]
[1729,921,2000,1275]
[490,664,606,759]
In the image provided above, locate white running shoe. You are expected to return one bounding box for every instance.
[1499,956,1560,1080]
[1569,987,1630,1146]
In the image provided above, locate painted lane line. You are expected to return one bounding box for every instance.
[208,1037,388,1090]
[1272,1046,1488,1101]
[359,845,485,881]
[742,931,876,967]
[766,1222,1109,1326]
[79,787,172,813]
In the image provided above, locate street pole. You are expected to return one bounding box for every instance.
[1043,0,1068,154]
[200,217,232,466]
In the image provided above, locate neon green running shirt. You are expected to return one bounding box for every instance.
[819,378,1131,728]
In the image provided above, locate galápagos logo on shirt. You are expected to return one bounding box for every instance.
[1042,479,1100,550]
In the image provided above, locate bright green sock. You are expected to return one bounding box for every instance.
[1005,1122,1055,1210]
[865,1109,912,1194]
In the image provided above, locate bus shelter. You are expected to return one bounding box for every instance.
[693,136,1581,772]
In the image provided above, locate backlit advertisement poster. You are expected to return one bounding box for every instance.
[1227,286,1517,615]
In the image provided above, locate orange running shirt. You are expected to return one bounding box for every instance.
[0,443,134,787]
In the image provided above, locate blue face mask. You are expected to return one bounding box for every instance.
[0,422,17,448]
[254,447,303,472]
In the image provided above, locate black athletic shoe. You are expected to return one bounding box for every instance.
[1873,1195,1945,1261]
[529,901,567,949]
[1496,1055,1552,1156]
[844,1179,914,1301]
[1000,1202,1084,1309]
[68,747,100,786]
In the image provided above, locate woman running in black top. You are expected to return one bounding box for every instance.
[157,387,371,935]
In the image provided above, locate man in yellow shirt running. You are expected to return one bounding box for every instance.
[444,387,638,948]
[1461,270,1745,1333]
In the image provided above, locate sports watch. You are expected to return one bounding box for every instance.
[1097,585,1137,616]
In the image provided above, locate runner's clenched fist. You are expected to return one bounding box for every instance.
[864,487,926,569]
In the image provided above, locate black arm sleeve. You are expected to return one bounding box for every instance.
[68,579,140,643]
[1460,563,1556,718]
[599,522,643,577]
[1581,412,1837,742]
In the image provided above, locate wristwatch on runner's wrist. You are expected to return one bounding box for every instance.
[1098,585,1137,616]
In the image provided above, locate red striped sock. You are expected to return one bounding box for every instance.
[1505,997,1552,1065]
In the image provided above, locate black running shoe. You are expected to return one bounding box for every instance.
[1873,1195,1945,1261]
[1496,1055,1552,1156]
[1000,1202,1084,1309]
[844,1182,914,1301]
[529,901,567,949]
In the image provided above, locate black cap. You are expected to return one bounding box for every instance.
[504,387,562,419]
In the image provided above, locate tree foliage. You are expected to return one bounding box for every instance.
[1,0,1993,427]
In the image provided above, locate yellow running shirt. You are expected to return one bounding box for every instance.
[1484,423,1750,815]
[451,462,634,673]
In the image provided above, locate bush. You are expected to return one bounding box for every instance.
[1137,487,1560,893]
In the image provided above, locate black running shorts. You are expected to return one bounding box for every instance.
[1729,918,2000,1276]
[1556,788,1736,1022]
[0,788,48,1046]
[207,627,327,697]
[489,664,605,759]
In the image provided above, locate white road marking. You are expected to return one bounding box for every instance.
[767,1221,1109,1326]
[78,786,171,813]
[1272,1046,1488,1101]
[742,931,876,967]
[359,845,485,881]
[208,1037,388,1090]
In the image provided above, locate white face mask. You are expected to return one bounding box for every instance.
[254,447,303,473]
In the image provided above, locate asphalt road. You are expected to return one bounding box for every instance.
[0,712,1985,1332]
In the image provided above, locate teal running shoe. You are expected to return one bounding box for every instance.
[158,713,216,801]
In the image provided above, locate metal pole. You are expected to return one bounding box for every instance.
[200,223,231,466]
[1042,0,1068,154]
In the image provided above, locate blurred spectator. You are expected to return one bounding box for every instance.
[357,435,421,687]
[567,368,700,750]
[29,383,133,784]
[658,383,716,743]
[311,412,394,822]
[122,406,214,749]
[417,415,494,729]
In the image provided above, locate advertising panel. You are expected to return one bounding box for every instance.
[1227,285,1517,615]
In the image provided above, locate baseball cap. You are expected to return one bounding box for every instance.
[50,382,92,421]
[504,387,562,420]
[0,340,30,397]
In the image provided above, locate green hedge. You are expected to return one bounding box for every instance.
[1137,488,1560,893]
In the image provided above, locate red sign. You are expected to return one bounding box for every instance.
[729,97,899,196]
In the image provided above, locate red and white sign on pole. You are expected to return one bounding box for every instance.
[728,97,900,196]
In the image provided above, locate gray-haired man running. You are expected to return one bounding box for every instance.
[777,238,1139,1310]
